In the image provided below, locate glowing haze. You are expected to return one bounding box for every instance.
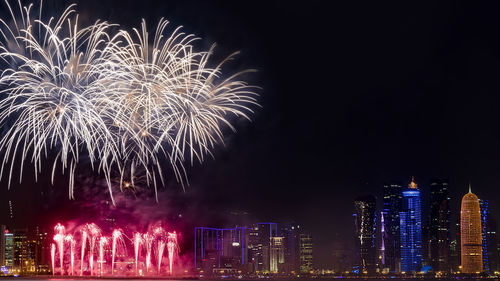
[0,1,259,203]
[51,222,180,276]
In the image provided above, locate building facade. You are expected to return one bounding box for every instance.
[270,237,285,273]
[299,233,313,273]
[428,179,450,272]
[382,182,402,272]
[12,229,27,274]
[479,199,499,273]
[399,177,422,273]
[461,188,483,274]
[353,195,377,274]
[280,223,300,273]
[194,226,251,274]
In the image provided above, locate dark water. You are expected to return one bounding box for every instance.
[0,278,496,281]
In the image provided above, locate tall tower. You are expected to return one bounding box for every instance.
[460,185,482,274]
[382,182,402,272]
[428,179,450,272]
[354,195,377,274]
[299,233,313,273]
[399,177,423,273]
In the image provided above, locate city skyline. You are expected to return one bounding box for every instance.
[1,0,500,274]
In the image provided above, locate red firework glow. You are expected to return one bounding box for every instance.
[50,223,180,276]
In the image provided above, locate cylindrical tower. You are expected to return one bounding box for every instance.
[460,188,482,274]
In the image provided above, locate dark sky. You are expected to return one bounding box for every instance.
[3,0,500,268]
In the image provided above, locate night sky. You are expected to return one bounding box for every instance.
[2,0,500,268]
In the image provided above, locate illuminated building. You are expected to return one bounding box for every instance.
[299,233,313,273]
[13,229,27,273]
[35,228,50,273]
[270,237,285,273]
[353,195,377,274]
[486,217,499,273]
[280,223,300,273]
[479,199,490,273]
[450,219,462,272]
[24,239,37,273]
[460,186,482,274]
[479,199,499,273]
[428,179,450,272]
[399,177,422,273]
[194,226,250,274]
[4,232,13,271]
[382,182,402,272]
[257,223,277,272]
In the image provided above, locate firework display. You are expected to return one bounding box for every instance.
[51,223,180,276]
[0,1,258,203]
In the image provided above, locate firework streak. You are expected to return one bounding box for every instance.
[0,1,259,203]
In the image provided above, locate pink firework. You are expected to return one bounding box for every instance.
[167,232,178,275]
[50,222,181,277]
[64,235,76,275]
[53,223,65,275]
[154,227,166,274]
[99,236,109,276]
[133,232,143,274]
[143,233,154,273]
[87,223,101,275]
[80,228,88,276]
[111,229,124,275]
[51,243,56,275]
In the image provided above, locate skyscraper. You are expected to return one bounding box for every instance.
[280,223,300,273]
[13,229,27,273]
[479,199,490,274]
[382,182,402,272]
[4,232,13,272]
[486,215,499,273]
[353,195,377,274]
[299,233,313,273]
[194,226,251,273]
[399,177,422,273]
[255,223,277,273]
[460,186,482,274]
[428,179,450,272]
[270,237,285,273]
[479,199,499,273]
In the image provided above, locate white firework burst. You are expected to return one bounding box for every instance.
[0,1,259,203]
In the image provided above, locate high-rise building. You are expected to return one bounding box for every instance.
[486,216,499,273]
[299,233,313,273]
[332,232,351,274]
[460,187,482,274]
[479,199,499,274]
[353,195,377,274]
[13,229,27,273]
[195,223,278,274]
[4,232,13,272]
[382,182,402,272]
[256,223,277,273]
[35,228,51,273]
[399,177,422,273]
[280,223,300,274]
[194,226,251,274]
[451,219,462,272]
[428,179,450,272]
[270,237,285,273]
[479,199,490,273]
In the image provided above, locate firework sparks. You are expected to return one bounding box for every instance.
[111,229,124,274]
[0,1,259,202]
